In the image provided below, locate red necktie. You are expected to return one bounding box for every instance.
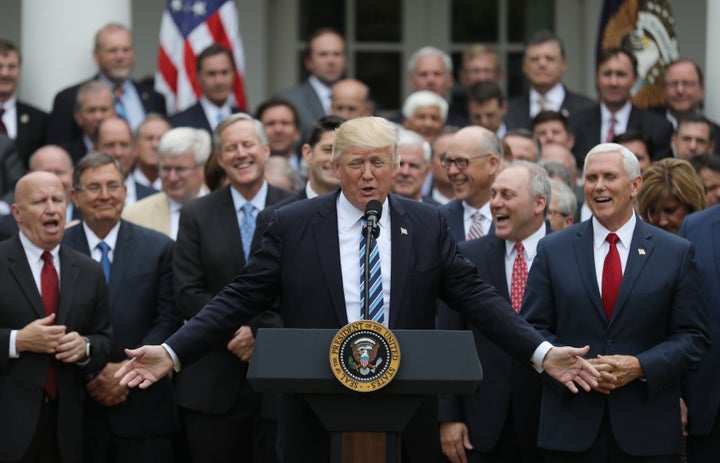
[0,108,7,135]
[41,251,59,398]
[510,242,528,313]
[601,233,622,321]
[605,115,617,143]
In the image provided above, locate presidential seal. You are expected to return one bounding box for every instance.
[329,320,401,392]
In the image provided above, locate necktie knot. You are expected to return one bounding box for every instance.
[41,250,53,265]
[606,233,619,246]
[514,241,524,253]
[242,202,255,216]
[114,85,123,98]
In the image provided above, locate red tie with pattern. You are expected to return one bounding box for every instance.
[510,242,528,313]
[41,251,59,398]
[0,108,7,134]
[605,115,617,143]
[601,233,622,321]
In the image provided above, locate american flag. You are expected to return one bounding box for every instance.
[156,0,247,114]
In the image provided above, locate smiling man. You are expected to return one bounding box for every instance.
[523,143,709,462]
[391,129,435,204]
[440,125,502,242]
[114,116,601,463]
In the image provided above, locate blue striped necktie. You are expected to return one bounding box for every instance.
[359,221,384,324]
[240,203,256,260]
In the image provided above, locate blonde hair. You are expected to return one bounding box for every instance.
[333,117,399,167]
[637,158,707,222]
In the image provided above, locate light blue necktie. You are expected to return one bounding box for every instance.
[359,221,384,324]
[113,86,128,121]
[96,241,111,283]
[240,203,256,260]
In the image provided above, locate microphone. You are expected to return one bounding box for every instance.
[363,200,382,238]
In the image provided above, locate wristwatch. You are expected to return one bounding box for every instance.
[83,336,93,359]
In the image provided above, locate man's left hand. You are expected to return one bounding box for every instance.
[87,361,130,406]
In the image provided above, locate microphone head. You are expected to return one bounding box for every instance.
[364,200,383,221]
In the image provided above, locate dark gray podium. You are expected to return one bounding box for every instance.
[248,328,483,462]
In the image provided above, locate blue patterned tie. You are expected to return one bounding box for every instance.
[240,203,256,260]
[359,221,384,323]
[96,241,111,282]
[113,86,128,121]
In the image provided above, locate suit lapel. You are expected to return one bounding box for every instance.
[57,246,80,325]
[485,237,509,299]
[611,220,654,323]
[574,221,606,321]
[389,197,411,328]
[8,237,45,318]
[446,200,465,242]
[108,221,134,304]
[313,193,347,324]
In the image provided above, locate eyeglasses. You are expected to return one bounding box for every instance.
[441,153,492,170]
[547,209,570,218]
[159,165,199,176]
[664,80,698,90]
[76,182,123,196]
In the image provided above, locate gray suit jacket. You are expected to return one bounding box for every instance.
[276,80,326,142]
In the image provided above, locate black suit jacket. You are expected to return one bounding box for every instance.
[15,101,48,167]
[63,220,182,438]
[438,227,549,456]
[252,189,308,252]
[524,219,709,455]
[173,184,293,414]
[570,104,674,168]
[504,87,596,131]
[58,137,90,165]
[47,77,166,144]
[0,237,111,463]
[167,192,546,462]
[0,134,24,197]
[169,102,240,134]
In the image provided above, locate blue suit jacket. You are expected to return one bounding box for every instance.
[63,220,182,438]
[165,192,546,462]
[524,218,709,455]
[438,227,548,455]
[679,205,720,436]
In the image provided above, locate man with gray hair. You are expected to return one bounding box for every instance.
[171,113,292,463]
[524,142,709,462]
[123,127,210,239]
[391,128,437,204]
[406,46,467,127]
[546,178,576,231]
[402,90,448,143]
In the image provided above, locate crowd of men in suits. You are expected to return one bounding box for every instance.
[1,20,720,463]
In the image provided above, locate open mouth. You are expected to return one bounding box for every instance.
[594,196,611,204]
[43,219,61,233]
[494,214,510,225]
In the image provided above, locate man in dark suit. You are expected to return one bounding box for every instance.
[170,45,239,135]
[440,126,501,242]
[570,48,673,169]
[0,171,111,463]
[57,81,116,164]
[95,117,157,206]
[504,31,594,131]
[439,161,550,463]
[62,152,181,463]
[276,29,346,143]
[679,205,720,462]
[0,134,24,198]
[47,23,166,144]
[523,143,709,462]
[391,128,438,204]
[172,113,292,463]
[0,40,48,168]
[117,116,600,463]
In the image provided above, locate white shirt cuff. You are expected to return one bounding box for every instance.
[9,330,18,358]
[530,341,554,373]
[162,343,182,372]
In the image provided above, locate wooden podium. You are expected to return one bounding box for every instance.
[248,328,483,462]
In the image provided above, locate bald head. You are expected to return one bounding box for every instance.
[541,143,578,183]
[28,145,74,202]
[13,172,67,250]
[331,78,371,120]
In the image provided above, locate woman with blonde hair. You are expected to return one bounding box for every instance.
[637,158,707,234]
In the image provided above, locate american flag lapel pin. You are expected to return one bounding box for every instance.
[400,227,408,236]
[638,249,645,255]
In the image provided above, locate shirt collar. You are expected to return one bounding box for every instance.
[83,220,121,252]
[230,181,268,212]
[530,83,565,108]
[592,213,636,251]
[601,101,632,123]
[337,192,390,233]
[97,74,130,93]
[504,222,547,258]
[462,200,491,222]
[1,95,16,111]
[18,231,60,262]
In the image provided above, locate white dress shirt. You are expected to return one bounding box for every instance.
[308,75,332,115]
[83,221,121,265]
[0,96,18,138]
[530,83,566,118]
[200,96,233,131]
[600,102,632,143]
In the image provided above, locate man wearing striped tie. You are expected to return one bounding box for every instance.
[440,125,502,243]
[116,116,600,463]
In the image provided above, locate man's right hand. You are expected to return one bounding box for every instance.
[440,421,473,463]
[16,314,66,354]
[115,346,173,389]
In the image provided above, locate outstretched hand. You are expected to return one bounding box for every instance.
[542,345,599,393]
[114,345,173,389]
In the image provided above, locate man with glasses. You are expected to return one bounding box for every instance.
[123,127,210,240]
[440,125,502,242]
[63,151,181,463]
